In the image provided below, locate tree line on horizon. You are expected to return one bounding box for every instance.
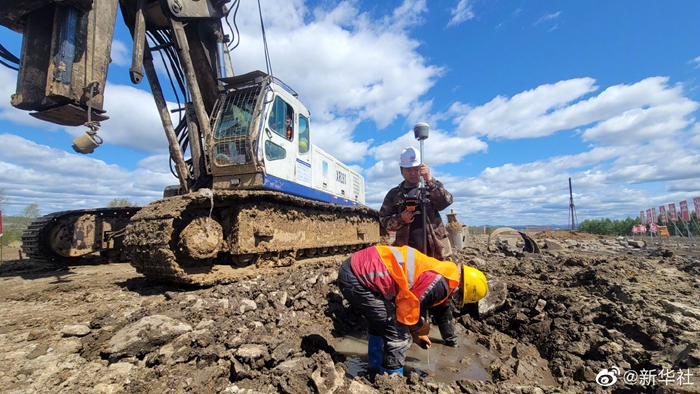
[578,215,700,237]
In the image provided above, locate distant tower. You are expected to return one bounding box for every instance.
[569,177,578,230]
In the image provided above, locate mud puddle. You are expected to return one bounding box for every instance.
[333,327,494,383]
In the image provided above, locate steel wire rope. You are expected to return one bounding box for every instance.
[257,0,273,77]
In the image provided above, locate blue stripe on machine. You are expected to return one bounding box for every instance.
[262,174,360,206]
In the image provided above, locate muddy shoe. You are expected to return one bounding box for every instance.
[443,338,459,348]
[438,321,459,348]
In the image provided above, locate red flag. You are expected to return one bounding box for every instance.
[0,210,3,238]
[650,223,658,233]
[668,203,678,223]
[640,210,646,225]
[694,197,700,220]
[659,206,667,224]
[680,201,690,222]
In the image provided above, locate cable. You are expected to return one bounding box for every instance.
[0,59,18,71]
[0,43,19,70]
[225,0,242,50]
[257,0,273,77]
[147,30,186,125]
[0,43,19,64]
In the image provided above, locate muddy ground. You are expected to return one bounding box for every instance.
[1,232,699,394]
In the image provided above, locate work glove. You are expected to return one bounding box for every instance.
[409,317,432,349]
[411,332,432,349]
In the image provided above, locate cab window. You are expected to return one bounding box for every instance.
[298,115,310,154]
[214,91,256,139]
[267,96,294,141]
[265,140,286,161]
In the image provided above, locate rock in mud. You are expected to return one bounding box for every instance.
[103,315,193,358]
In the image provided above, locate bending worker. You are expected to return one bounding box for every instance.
[337,245,487,376]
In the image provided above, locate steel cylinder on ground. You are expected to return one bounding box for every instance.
[445,210,463,251]
[446,224,463,250]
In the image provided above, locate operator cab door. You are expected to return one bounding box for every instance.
[262,94,297,183]
[295,114,311,187]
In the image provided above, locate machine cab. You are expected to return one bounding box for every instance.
[209,71,364,206]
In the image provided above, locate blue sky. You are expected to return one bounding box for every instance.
[1,0,700,227]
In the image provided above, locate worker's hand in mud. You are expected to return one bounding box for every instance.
[419,164,431,183]
[400,209,415,224]
[411,333,432,349]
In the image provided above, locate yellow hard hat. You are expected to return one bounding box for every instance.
[461,265,488,306]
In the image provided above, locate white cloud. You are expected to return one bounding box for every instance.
[75,83,178,153]
[0,134,173,215]
[110,39,131,67]
[224,0,442,164]
[534,11,561,26]
[691,55,700,69]
[0,68,62,130]
[362,75,700,225]
[0,64,174,154]
[581,101,698,145]
[449,77,698,143]
[447,0,475,27]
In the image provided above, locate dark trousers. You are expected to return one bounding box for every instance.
[337,258,410,370]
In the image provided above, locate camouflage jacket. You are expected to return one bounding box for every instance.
[378,178,453,261]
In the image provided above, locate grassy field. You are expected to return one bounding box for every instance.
[1,216,31,247]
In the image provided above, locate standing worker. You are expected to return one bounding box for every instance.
[379,146,453,260]
[337,245,487,376]
[379,146,458,346]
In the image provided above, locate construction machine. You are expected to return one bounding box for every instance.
[0,0,383,285]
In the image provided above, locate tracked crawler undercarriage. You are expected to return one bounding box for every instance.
[21,207,139,264]
[124,190,382,285]
[22,190,382,285]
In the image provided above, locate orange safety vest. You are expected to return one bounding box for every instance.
[375,245,460,325]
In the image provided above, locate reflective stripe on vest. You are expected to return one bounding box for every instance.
[389,246,415,289]
[375,245,460,325]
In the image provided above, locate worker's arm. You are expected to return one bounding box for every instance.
[425,178,453,211]
[379,187,408,231]
[408,274,451,349]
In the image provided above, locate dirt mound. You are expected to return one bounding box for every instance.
[529,230,605,241]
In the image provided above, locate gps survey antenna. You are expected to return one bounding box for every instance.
[414,122,429,256]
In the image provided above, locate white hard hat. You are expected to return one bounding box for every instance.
[399,147,421,168]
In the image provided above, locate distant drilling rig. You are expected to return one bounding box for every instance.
[569,178,578,230]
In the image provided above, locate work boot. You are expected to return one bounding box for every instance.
[367,334,383,371]
[438,321,459,348]
[379,365,404,376]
